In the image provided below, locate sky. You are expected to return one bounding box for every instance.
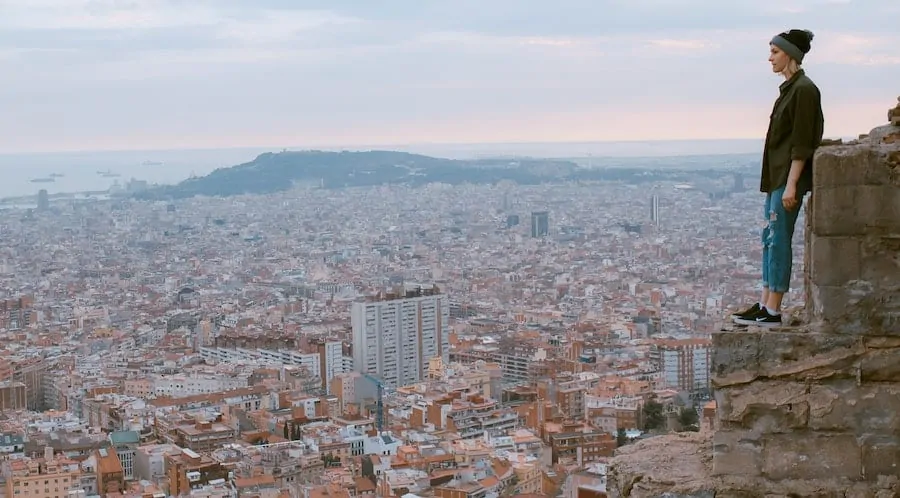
[1,0,898,154]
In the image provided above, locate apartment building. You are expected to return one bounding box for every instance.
[318,340,344,394]
[199,339,345,394]
[151,373,249,397]
[95,447,125,495]
[650,338,711,393]
[416,393,518,440]
[229,443,323,489]
[165,448,229,497]
[0,296,36,330]
[351,284,449,388]
[109,431,140,481]
[545,422,616,466]
[174,421,236,453]
[451,344,550,386]
[0,381,27,410]
[133,443,179,483]
[2,448,81,498]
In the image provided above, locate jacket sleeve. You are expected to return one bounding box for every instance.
[790,85,821,161]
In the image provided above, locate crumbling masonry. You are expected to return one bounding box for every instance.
[608,100,900,497]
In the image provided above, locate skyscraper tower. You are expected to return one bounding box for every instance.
[36,189,49,211]
[733,172,745,192]
[531,211,549,238]
[350,284,450,388]
[650,195,660,227]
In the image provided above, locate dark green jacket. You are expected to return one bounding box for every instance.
[760,69,824,194]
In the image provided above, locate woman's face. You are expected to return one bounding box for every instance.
[768,44,791,73]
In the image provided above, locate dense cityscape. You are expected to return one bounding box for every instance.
[4,0,900,494]
[0,162,806,498]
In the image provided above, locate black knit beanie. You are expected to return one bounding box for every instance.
[771,29,814,63]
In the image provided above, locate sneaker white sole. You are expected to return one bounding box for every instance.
[733,317,781,327]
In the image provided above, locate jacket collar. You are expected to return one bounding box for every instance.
[779,69,805,93]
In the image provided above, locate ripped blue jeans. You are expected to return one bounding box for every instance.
[761,185,803,293]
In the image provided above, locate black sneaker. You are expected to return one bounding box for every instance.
[734,308,782,328]
[731,303,760,321]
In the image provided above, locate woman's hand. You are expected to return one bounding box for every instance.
[782,183,798,211]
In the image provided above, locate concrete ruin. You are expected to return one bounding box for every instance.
[608,101,900,497]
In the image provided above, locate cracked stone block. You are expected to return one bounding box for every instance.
[712,330,863,388]
[860,346,900,382]
[657,493,716,498]
[755,330,862,379]
[807,380,900,434]
[867,124,900,146]
[814,145,897,187]
[761,433,861,481]
[715,381,809,433]
[859,235,900,288]
[711,332,760,385]
[812,185,900,236]
[712,430,762,477]
[808,282,900,334]
[861,435,900,481]
[809,234,861,286]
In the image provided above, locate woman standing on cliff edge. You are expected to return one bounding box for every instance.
[733,29,824,328]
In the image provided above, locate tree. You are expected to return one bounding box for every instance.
[678,407,700,432]
[283,424,289,439]
[616,428,628,447]
[643,399,664,431]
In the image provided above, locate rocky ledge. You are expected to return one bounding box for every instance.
[606,432,715,498]
[889,96,899,126]
[607,432,900,498]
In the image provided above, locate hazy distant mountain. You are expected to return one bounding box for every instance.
[134,149,755,200]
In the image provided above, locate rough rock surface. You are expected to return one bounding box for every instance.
[607,432,900,497]
[889,96,900,126]
[608,107,900,497]
[606,432,715,497]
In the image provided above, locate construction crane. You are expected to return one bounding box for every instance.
[362,373,386,434]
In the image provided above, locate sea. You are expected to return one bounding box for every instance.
[0,148,269,200]
[0,139,766,200]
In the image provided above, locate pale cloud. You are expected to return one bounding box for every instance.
[0,0,362,46]
[0,0,898,153]
[520,37,583,48]
[215,10,363,45]
[814,33,900,66]
[417,32,597,50]
[647,39,716,51]
[0,0,220,30]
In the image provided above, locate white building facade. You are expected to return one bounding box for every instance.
[351,285,450,388]
[198,341,346,393]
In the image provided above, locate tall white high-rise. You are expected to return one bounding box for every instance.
[351,284,450,388]
[650,195,660,227]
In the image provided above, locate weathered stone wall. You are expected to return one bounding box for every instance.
[711,122,900,494]
[712,120,900,487]
[806,126,900,330]
[608,106,900,497]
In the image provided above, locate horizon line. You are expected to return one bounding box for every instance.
[0,136,770,157]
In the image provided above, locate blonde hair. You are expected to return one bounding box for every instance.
[781,58,801,79]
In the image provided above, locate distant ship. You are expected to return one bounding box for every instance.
[97,169,121,178]
[48,173,65,178]
[142,160,164,166]
[30,177,55,183]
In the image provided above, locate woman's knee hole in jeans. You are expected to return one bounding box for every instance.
[764,210,778,247]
